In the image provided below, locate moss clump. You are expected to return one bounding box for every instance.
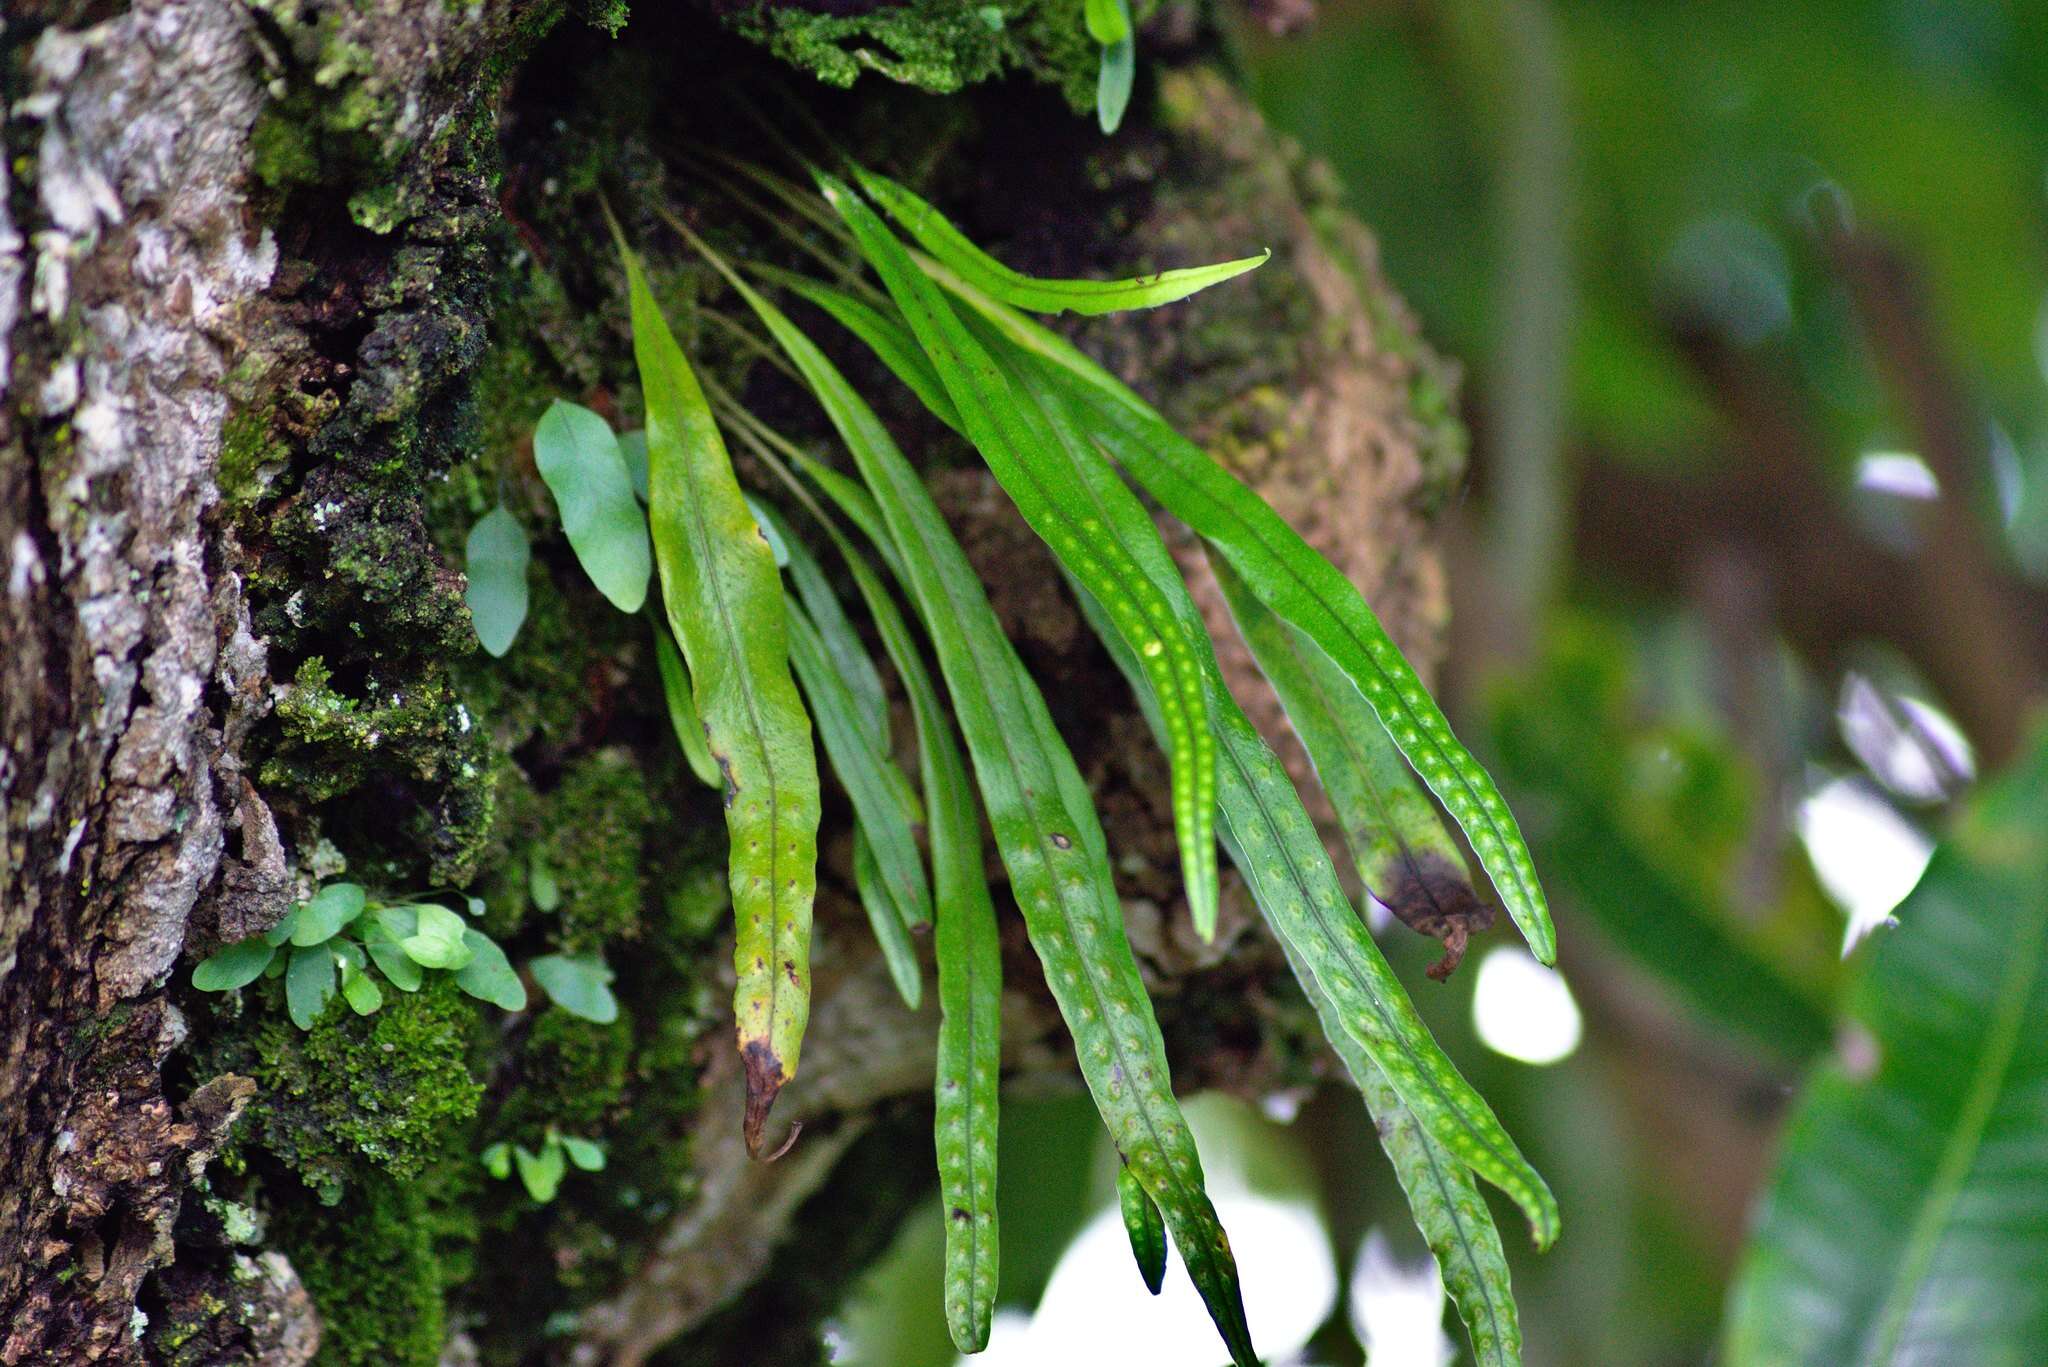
[244,979,484,1204]
[732,0,1100,113]
[489,1006,632,1143]
[483,748,654,951]
[276,1171,463,1367]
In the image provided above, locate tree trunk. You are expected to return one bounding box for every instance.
[0,3,1465,1361]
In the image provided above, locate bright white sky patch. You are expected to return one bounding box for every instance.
[967,1194,1336,1367]
[1472,946,1582,1066]
[1348,1230,1453,1367]
[1797,775,1934,954]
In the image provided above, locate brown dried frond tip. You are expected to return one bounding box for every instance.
[1379,851,1496,982]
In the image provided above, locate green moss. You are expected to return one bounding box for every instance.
[277,1172,455,1367]
[733,0,1100,112]
[490,1007,632,1142]
[244,979,484,1204]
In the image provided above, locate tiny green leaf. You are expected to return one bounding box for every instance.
[514,1142,566,1203]
[192,938,277,992]
[364,934,424,992]
[466,505,531,657]
[1097,35,1135,135]
[1085,0,1130,45]
[481,1142,513,1179]
[454,928,528,1011]
[534,398,652,613]
[262,906,301,947]
[560,1135,607,1172]
[397,903,474,970]
[529,857,562,913]
[290,882,367,946]
[339,960,384,1016]
[285,942,337,1030]
[532,953,620,1023]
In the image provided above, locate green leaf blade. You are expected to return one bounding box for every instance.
[285,942,336,1029]
[454,928,528,1011]
[652,622,724,790]
[854,168,1267,316]
[290,882,367,947]
[1725,734,2048,1366]
[1097,35,1135,136]
[533,398,652,612]
[617,231,821,1155]
[191,938,277,992]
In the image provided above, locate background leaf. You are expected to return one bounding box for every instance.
[532,953,621,1024]
[1724,730,2048,1364]
[533,398,652,612]
[466,505,531,658]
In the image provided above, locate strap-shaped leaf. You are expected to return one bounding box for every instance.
[826,172,1222,943]
[1278,938,1523,1366]
[712,244,1257,1367]
[1214,555,1490,980]
[1724,732,2048,1365]
[615,231,820,1158]
[757,265,962,433]
[533,398,652,613]
[1070,548,1560,1248]
[809,475,1005,1354]
[854,167,1269,316]
[784,598,928,1007]
[939,273,1557,965]
[651,622,722,790]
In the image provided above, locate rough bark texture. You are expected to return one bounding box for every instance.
[1,2,1466,1361]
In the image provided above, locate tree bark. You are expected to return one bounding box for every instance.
[1,4,1466,1361]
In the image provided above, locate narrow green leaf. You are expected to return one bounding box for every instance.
[758,266,962,433]
[850,826,926,1009]
[615,226,821,1156]
[855,168,1268,317]
[1279,936,1523,1366]
[619,429,650,502]
[533,398,652,612]
[285,942,336,1030]
[1725,732,2048,1365]
[943,278,1557,965]
[191,938,277,992]
[466,505,530,657]
[1074,578,1560,1247]
[514,1142,566,1202]
[454,928,529,1011]
[1214,555,1491,980]
[1116,1161,1169,1294]
[652,622,723,790]
[1085,0,1130,45]
[785,590,930,998]
[290,882,367,947]
[1097,35,1135,136]
[532,952,621,1024]
[829,173,1220,943]
[718,232,1256,1366]
[793,469,1004,1354]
